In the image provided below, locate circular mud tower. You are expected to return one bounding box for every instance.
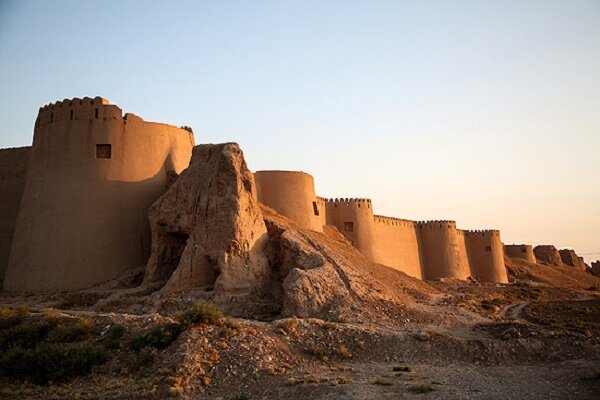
[254,170,323,232]
[4,97,194,291]
[419,221,470,280]
[465,230,508,283]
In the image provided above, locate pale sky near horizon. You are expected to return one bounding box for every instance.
[1,1,599,263]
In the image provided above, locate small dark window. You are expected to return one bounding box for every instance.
[485,245,492,252]
[344,221,354,232]
[70,110,74,120]
[312,201,319,216]
[522,248,526,253]
[95,108,99,119]
[96,144,111,159]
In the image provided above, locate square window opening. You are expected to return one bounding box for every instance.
[96,144,111,159]
[344,221,354,232]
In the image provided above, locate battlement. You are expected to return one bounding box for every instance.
[36,96,122,126]
[325,198,372,209]
[463,229,501,237]
[373,215,415,227]
[415,220,457,229]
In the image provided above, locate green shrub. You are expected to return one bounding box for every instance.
[0,343,107,384]
[131,323,182,352]
[374,377,394,386]
[0,323,51,351]
[104,324,127,349]
[409,382,434,393]
[176,303,223,327]
[393,365,412,372]
[47,323,91,344]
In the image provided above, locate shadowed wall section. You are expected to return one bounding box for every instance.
[0,147,30,287]
[4,97,194,291]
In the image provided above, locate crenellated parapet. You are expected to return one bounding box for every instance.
[373,215,415,227]
[463,229,501,237]
[36,96,121,127]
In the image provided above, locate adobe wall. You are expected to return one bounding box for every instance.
[558,249,586,271]
[4,96,195,291]
[254,170,323,232]
[372,216,423,279]
[504,244,536,263]
[418,221,470,280]
[533,245,561,265]
[0,147,30,287]
[465,230,507,283]
[325,198,376,260]
[592,261,600,278]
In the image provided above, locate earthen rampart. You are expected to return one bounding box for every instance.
[504,244,537,263]
[4,97,195,291]
[558,249,586,271]
[534,245,561,266]
[592,261,600,277]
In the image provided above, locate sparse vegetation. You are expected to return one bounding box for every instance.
[47,317,94,343]
[131,323,182,352]
[277,318,298,333]
[0,322,51,351]
[481,298,503,310]
[0,343,107,384]
[409,382,435,393]
[393,365,412,372]
[336,344,352,359]
[104,324,126,349]
[323,322,339,330]
[374,376,394,386]
[306,345,328,360]
[176,303,223,327]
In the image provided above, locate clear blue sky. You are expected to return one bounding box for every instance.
[1,0,599,262]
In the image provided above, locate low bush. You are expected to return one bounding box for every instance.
[104,324,127,349]
[47,318,93,343]
[393,365,412,372]
[131,323,182,352]
[277,318,298,333]
[176,303,223,327]
[0,323,51,351]
[374,377,394,386]
[409,382,434,393]
[336,345,352,359]
[0,343,107,384]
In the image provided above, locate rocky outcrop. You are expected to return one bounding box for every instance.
[558,249,586,271]
[143,143,270,301]
[533,245,561,266]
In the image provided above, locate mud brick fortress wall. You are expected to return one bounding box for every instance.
[1,97,593,291]
[2,97,194,291]
[254,171,509,283]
